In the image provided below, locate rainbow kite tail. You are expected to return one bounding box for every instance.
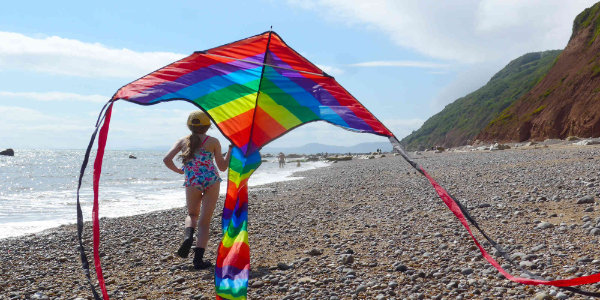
[216,147,261,300]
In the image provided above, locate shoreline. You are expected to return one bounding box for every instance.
[0,157,330,241]
[2,144,600,299]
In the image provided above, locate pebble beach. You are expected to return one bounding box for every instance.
[2,142,600,299]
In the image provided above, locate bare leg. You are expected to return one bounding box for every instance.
[185,186,203,227]
[195,183,220,248]
[177,186,203,258]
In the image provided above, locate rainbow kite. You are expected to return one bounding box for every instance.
[77,31,600,300]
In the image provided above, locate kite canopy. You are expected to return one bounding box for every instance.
[77,31,600,300]
[112,31,393,154]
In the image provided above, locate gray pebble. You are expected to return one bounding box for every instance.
[461,268,473,275]
[537,222,554,229]
[555,291,568,299]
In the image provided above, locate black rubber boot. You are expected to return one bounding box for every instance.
[177,227,195,258]
[193,247,212,269]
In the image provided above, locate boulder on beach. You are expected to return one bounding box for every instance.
[0,148,14,156]
[576,195,595,204]
[574,139,600,146]
[489,143,511,151]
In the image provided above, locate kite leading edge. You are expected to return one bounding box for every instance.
[76,31,600,300]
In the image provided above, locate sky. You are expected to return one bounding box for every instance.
[0,0,596,150]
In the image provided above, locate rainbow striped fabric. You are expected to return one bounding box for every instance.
[215,147,260,299]
[112,31,393,299]
[113,31,392,154]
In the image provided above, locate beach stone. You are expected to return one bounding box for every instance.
[171,276,185,284]
[519,260,534,268]
[590,228,600,235]
[577,256,592,264]
[565,266,578,273]
[533,292,550,300]
[30,292,48,300]
[555,292,568,299]
[585,207,594,212]
[531,244,545,252]
[277,262,292,270]
[446,281,459,290]
[306,248,323,256]
[297,277,316,284]
[393,263,407,272]
[251,280,264,288]
[0,148,14,156]
[537,222,553,229]
[340,254,354,265]
[576,195,595,204]
[356,285,367,293]
[460,268,473,275]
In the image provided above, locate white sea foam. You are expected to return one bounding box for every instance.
[0,150,329,239]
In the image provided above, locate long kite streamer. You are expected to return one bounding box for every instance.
[77,31,600,299]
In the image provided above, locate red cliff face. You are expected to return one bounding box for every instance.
[477,3,600,142]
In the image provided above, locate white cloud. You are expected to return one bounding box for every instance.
[0,103,204,149]
[316,64,344,76]
[0,106,94,149]
[349,60,448,68]
[288,0,597,113]
[97,102,233,149]
[288,0,596,63]
[0,91,108,103]
[0,106,73,124]
[0,32,185,78]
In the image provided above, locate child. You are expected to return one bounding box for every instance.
[163,110,232,269]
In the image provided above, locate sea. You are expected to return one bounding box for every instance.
[0,149,329,240]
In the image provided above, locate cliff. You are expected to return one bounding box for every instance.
[401,50,560,150]
[477,3,600,142]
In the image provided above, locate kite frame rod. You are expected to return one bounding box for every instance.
[201,52,332,77]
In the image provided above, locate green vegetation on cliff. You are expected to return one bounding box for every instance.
[400,50,561,150]
[572,2,600,44]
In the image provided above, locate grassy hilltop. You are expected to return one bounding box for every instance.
[401,50,561,150]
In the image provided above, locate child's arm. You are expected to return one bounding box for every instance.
[214,140,233,172]
[163,139,185,174]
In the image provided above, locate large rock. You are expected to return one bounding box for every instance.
[0,148,14,156]
[576,195,595,204]
[489,143,511,151]
[574,139,600,146]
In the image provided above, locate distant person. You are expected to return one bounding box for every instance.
[278,152,286,168]
[163,110,232,269]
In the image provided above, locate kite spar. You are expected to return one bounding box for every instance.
[77,31,600,300]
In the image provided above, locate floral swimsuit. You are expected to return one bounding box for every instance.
[182,136,222,191]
